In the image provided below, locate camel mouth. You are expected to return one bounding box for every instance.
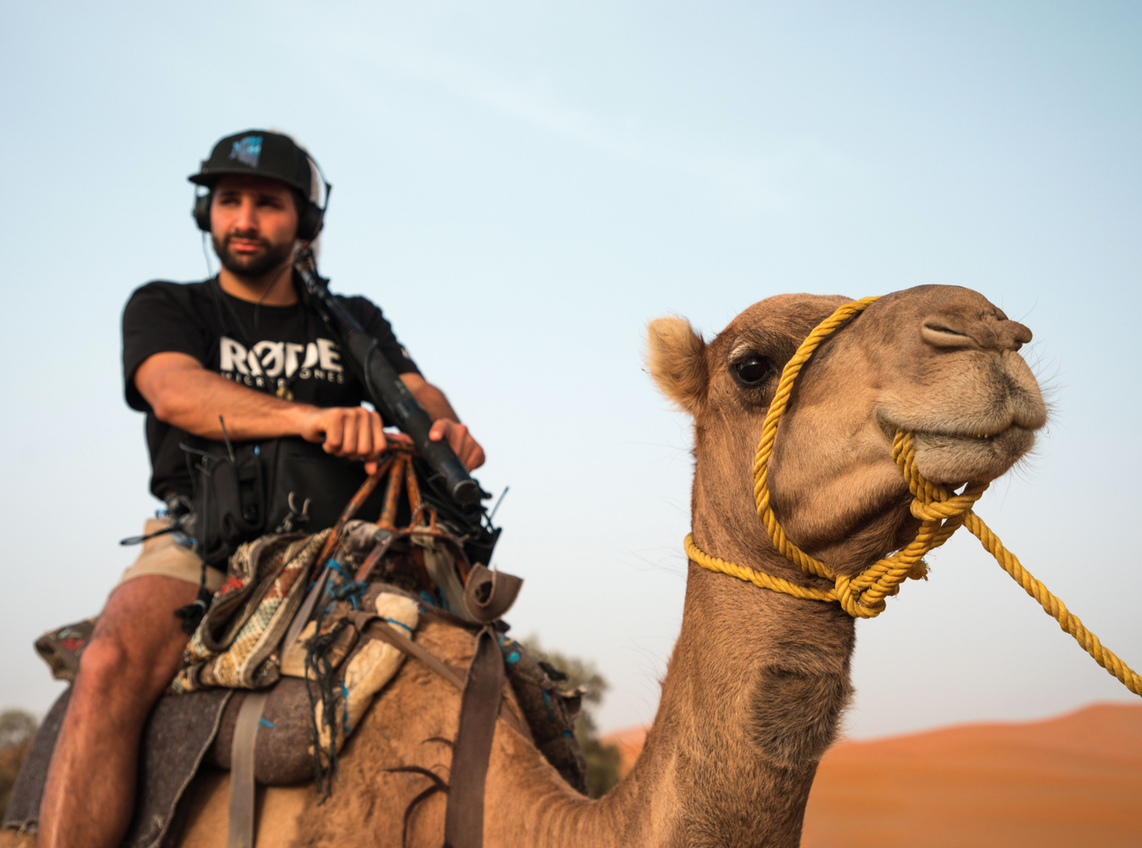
[908,425,1036,484]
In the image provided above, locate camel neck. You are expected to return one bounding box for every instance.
[656,564,854,845]
[490,562,854,848]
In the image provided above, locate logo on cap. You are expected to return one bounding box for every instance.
[229,135,263,168]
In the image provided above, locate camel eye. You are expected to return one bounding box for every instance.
[732,355,773,387]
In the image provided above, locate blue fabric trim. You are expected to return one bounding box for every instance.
[327,559,352,587]
[541,689,555,721]
[332,580,367,609]
[340,680,352,736]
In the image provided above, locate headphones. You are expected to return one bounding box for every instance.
[192,154,331,242]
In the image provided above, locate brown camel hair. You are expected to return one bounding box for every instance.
[1,284,1046,848]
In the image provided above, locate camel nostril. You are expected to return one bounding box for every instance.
[999,321,1033,352]
[922,315,1034,354]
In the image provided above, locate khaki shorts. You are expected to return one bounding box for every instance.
[116,517,225,593]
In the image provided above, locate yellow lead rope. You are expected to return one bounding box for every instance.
[686,298,1142,698]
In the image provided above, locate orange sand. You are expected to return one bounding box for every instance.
[600,702,1142,847]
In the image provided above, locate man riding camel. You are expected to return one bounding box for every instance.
[37,129,484,848]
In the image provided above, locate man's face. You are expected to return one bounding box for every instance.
[210,175,300,278]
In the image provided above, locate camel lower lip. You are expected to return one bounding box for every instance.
[919,432,997,446]
[909,427,1035,483]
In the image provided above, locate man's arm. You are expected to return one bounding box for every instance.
[135,351,388,461]
[135,351,484,470]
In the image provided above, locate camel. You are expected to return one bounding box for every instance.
[4,284,1046,847]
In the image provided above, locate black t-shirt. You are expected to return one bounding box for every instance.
[122,276,420,500]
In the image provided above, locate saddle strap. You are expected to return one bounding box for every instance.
[227,690,269,848]
[363,615,526,848]
[362,617,525,737]
[281,564,332,657]
[443,626,503,848]
[363,617,466,691]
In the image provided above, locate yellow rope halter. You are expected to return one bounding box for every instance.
[685,297,1142,698]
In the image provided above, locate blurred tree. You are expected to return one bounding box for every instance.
[523,638,622,798]
[0,708,39,820]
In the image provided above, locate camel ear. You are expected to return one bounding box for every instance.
[646,316,707,415]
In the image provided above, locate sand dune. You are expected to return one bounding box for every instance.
[601,702,1142,847]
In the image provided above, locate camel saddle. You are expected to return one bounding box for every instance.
[7,518,586,848]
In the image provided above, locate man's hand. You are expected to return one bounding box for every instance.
[298,406,389,461]
[429,419,485,471]
[299,408,483,473]
[401,373,486,471]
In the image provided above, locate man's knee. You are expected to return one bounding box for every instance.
[74,632,175,702]
[79,575,197,697]
[74,634,136,695]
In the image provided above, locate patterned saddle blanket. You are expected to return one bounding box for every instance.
[5,520,585,848]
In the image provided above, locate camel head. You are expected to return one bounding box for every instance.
[647,285,1047,581]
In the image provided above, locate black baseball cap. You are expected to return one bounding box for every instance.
[188,129,313,196]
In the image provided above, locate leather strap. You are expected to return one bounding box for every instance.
[279,461,389,654]
[227,690,269,848]
[281,565,331,657]
[362,617,466,691]
[443,626,503,848]
[363,616,526,737]
[463,565,522,624]
[440,565,524,848]
[362,595,527,848]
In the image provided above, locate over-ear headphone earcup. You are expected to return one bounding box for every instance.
[192,190,323,238]
[297,201,324,241]
[193,193,212,233]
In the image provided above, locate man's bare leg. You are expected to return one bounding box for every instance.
[38,575,198,848]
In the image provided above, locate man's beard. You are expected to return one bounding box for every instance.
[213,231,294,278]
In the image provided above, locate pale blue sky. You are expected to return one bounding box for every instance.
[1,1,1139,738]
